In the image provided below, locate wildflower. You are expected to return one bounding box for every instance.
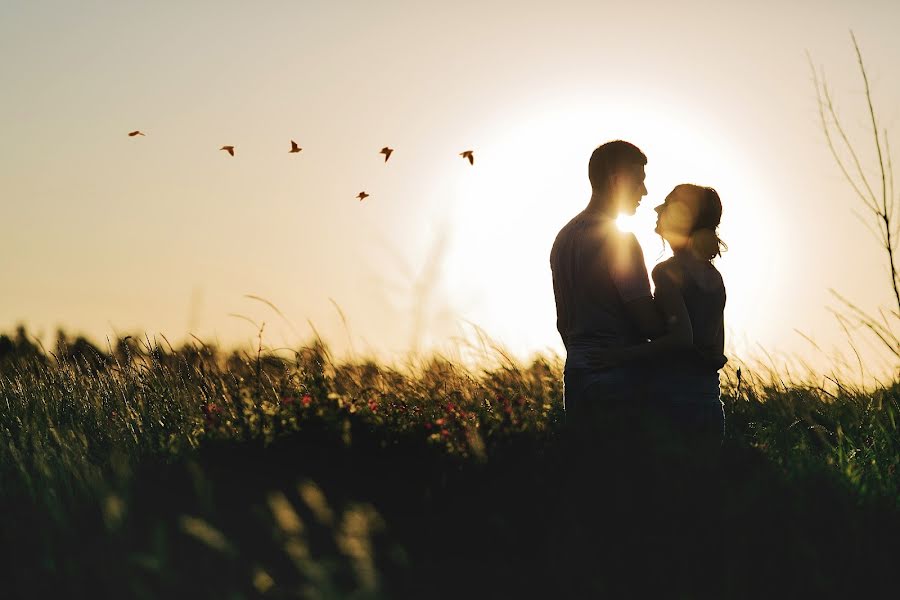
[281,395,296,406]
[201,402,221,416]
[201,402,222,426]
[301,394,312,407]
[424,423,432,430]
[434,418,446,426]
[498,394,512,410]
[368,400,378,412]
[440,429,450,437]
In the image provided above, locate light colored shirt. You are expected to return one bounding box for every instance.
[550,209,652,372]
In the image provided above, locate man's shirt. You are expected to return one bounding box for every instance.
[550,209,652,372]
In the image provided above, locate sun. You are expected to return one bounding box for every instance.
[431,97,784,361]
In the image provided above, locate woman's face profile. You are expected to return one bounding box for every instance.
[655,188,697,247]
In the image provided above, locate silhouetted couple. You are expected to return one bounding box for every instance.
[550,140,727,450]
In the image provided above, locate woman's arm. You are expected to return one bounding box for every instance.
[588,265,693,367]
[620,278,693,361]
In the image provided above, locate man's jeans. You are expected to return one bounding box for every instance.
[562,367,646,444]
[563,367,632,418]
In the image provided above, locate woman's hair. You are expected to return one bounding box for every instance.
[669,184,727,261]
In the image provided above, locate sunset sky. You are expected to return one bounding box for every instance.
[2,0,899,381]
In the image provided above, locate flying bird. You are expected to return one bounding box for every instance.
[128,130,145,137]
[379,147,394,162]
[460,150,474,165]
[220,145,235,156]
[356,191,370,201]
[289,140,302,153]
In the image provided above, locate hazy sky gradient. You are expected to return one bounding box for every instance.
[2,0,899,380]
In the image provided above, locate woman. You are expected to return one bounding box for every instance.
[593,184,727,443]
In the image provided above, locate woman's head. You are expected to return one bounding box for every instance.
[654,184,725,260]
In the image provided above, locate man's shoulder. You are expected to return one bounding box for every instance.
[614,228,641,248]
[556,211,597,234]
[552,214,579,242]
[604,227,644,261]
[552,212,610,251]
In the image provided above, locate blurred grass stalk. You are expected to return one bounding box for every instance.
[809,31,900,376]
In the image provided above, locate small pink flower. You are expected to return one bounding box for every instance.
[201,402,222,426]
[301,394,312,407]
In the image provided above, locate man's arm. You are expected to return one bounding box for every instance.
[609,231,664,339]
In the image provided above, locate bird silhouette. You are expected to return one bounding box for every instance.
[460,150,474,165]
[356,191,370,201]
[289,140,302,153]
[128,131,145,137]
[379,147,394,162]
[220,146,235,156]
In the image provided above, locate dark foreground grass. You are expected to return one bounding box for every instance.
[1,329,898,599]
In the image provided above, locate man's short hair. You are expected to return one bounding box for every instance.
[588,140,647,191]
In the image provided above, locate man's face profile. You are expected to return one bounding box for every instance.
[611,163,647,216]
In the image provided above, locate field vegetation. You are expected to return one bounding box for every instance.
[1,326,897,598]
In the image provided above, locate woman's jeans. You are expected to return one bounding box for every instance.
[653,372,724,444]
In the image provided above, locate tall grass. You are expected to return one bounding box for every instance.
[1,328,897,598]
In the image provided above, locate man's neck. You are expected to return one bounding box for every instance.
[585,193,617,218]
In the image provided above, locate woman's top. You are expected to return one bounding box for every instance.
[652,253,727,375]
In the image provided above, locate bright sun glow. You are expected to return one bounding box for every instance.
[436,96,784,361]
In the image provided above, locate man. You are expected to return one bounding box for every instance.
[549,140,664,428]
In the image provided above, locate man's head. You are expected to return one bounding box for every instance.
[588,140,648,216]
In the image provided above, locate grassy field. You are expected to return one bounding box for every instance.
[1,327,897,599]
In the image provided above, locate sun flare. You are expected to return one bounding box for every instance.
[436,98,782,360]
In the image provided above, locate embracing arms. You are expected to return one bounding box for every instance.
[624,296,667,341]
[592,263,693,367]
[604,230,666,340]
